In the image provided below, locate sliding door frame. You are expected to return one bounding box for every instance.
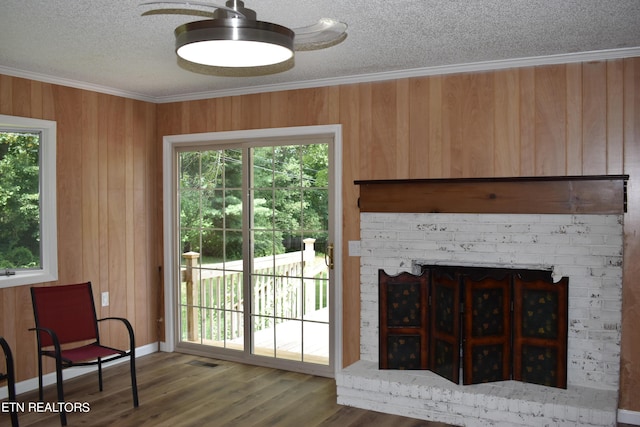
[161,124,343,376]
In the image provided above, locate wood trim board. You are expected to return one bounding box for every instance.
[355,175,629,215]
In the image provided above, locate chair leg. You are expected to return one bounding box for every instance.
[98,359,103,392]
[55,358,67,426]
[5,350,19,427]
[8,381,18,427]
[37,352,44,402]
[130,354,139,407]
[9,407,18,427]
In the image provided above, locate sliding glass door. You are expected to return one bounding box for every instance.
[172,134,336,376]
[249,144,330,364]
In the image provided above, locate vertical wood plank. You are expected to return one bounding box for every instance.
[0,74,13,115]
[442,74,463,177]
[54,86,84,284]
[149,102,160,342]
[125,100,136,329]
[395,79,410,179]
[582,61,608,174]
[236,93,263,129]
[339,83,361,366]
[358,83,372,179]
[369,81,398,179]
[326,85,341,125]
[607,60,624,174]
[41,83,55,121]
[82,91,100,289]
[133,100,153,344]
[30,80,43,118]
[408,78,430,178]
[566,63,583,175]
[535,65,567,175]
[300,87,331,126]
[107,95,127,347]
[462,72,494,177]
[267,91,290,129]
[12,78,31,117]
[494,69,520,177]
[212,97,231,131]
[186,99,209,134]
[98,93,110,306]
[428,76,443,178]
[519,67,536,176]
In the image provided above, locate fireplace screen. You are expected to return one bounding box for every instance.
[379,266,568,388]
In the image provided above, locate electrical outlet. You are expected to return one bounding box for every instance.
[101,291,109,307]
[348,240,361,256]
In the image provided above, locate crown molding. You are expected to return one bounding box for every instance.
[0,66,158,103]
[2,47,639,104]
[161,47,640,103]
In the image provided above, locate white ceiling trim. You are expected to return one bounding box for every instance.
[0,65,159,103]
[2,47,639,105]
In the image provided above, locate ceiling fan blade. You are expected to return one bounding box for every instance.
[142,8,214,18]
[139,1,245,18]
[293,18,347,51]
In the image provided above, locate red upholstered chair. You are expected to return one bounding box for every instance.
[30,282,138,426]
[0,336,19,427]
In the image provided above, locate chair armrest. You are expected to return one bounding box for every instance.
[97,317,136,353]
[28,326,63,355]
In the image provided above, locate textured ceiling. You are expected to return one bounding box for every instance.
[1,0,639,102]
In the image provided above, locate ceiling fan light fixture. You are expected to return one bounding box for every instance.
[175,18,294,67]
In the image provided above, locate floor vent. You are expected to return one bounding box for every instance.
[187,360,219,368]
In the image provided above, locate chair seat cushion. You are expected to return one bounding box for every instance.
[45,344,126,363]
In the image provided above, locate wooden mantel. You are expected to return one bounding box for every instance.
[355,175,629,215]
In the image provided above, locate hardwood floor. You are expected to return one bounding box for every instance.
[8,352,451,427]
[7,352,637,427]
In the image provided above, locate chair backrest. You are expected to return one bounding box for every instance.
[31,282,100,347]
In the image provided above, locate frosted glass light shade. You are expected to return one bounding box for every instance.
[175,19,294,67]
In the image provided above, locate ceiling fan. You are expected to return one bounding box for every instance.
[140,0,348,69]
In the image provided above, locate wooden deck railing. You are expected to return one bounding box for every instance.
[181,238,329,344]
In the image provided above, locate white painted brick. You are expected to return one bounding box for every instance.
[350,212,622,426]
[361,230,398,240]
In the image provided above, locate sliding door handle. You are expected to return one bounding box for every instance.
[325,243,334,270]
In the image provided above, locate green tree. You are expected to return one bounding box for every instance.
[0,131,41,268]
[178,143,329,262]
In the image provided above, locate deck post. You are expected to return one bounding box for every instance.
[182,251,200,342]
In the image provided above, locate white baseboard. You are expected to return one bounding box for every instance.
[619,409,640,425]
[0,342,158,399]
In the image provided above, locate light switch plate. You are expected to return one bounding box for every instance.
[348,240,361,256]
[101,291,109,307]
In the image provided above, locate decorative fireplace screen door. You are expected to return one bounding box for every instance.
[379,266,568,388]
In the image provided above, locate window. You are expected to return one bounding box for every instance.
[0,114,57,288]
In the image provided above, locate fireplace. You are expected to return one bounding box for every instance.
[336,176,627,427]
[379,266,569,389]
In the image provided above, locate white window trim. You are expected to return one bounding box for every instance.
[0,114,58,288]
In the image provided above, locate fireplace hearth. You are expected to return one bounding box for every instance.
[379,266,568,389]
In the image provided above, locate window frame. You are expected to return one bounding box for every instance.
[0,114,58,288]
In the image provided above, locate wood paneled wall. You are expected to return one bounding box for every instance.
[0,76,160,382]
[157,58,640,411]
[1,56,638,413]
